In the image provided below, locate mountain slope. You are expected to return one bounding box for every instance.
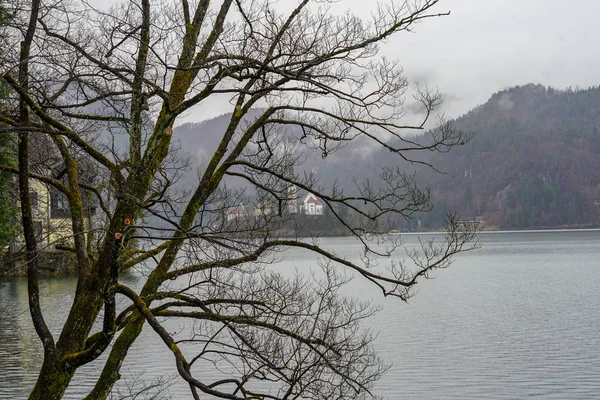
[174,84,600,230]
[419,84,600,229]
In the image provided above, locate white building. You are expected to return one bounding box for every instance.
[286,185,298,214]
[302,193,323,216]
[254,201,273,217]
[226,206,249,221]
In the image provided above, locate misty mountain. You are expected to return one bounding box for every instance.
[173,110,412,195]
[173,84,600,230]
[416,84,600,229]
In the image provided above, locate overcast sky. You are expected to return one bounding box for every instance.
[170,0,600,123]
[373,0,600,120]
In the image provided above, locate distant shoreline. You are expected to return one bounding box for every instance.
[402,226,600,235]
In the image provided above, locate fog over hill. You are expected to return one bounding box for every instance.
[172,84,600,230]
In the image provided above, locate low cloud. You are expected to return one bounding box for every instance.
[497,93,514,111]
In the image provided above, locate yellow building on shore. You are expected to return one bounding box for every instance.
[28,180,94,248]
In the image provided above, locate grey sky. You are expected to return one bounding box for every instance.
[175,0,600,123]
[381,0,600,119]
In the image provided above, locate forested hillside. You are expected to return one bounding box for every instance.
[418,84,600,229]
[175,84,600,231]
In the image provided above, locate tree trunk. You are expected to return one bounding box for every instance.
[84,315,145,399]
[28,358,74,400]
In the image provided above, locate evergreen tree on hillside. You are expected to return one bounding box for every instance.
[0,3,18,248]
[0,130,17,248]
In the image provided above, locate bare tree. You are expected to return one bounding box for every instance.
[0,0,478,399]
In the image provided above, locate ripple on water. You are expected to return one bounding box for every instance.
[1,230,600,399]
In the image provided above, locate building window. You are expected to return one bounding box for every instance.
[50,190,70,219]
[30,191,39,214]
[33,220,43,243]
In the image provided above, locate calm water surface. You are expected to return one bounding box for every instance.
[1,230,599,399]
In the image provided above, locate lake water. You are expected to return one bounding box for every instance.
[1,230,600,399]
